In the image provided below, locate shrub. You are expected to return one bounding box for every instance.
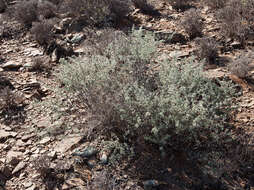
[181,8,203,39]
[166,0,193,11]
[37,0,57,19]
[33,155,52,179]
[216,0,252,46]
[87,171,118,190]
[28,57,49,71]
[58,28,236,154]
[132,0,156,14]
[195,37,218,64]
[0,0,6,13]
[60,0,132,26]
[30,20,54,47]
[0,87,24,124]
[14,0,38,27]
[228,53,253,78]
[204,0,227,9]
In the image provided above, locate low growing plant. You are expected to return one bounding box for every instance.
[195,37,218,64]
[181,8,203,39]
[228,53,253,78]
[58,27,237,154]
[166,0,193,11]
[30,20,54,47]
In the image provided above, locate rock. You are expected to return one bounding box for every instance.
[1,61,22,70]
[51,49,58,62]
[0,130,17,142]
[87,159,97,168]
[231,41,242,49]
[54,135,83,153]
[100,152,108,164]
[39,136,51,145]
[26,184,37,190]
[143,180,159,189]
[155,30,173,43]
[169,51,190,58]
[69,33,85,44]
[58,17,72,32]
[23,48,43,57]
[72,146,97,158]
[23,181,33,188]
[65,178,85,187]
[12,161,26,174]
[48,151,56,159]
[21,134,35,142]
[155,30,186,44]
[6,151,23,166]
[36,118,51,129]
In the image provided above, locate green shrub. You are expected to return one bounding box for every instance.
[58,28,236,153]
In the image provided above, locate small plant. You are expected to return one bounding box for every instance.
[132,0,156,14]
[33,155,52,179]
[181,8,203,39]
[228,53,253,78]
[195,37,218,64]
[87,171,119,190]
[37,0,57,19]
[216,0,252,46]
[14,0,38,27]
[60,0,132,26]
[166,0,192,11]
[28,57,49,71]
[59,27,237,154]
[30,20,54,47]
[0,87,25,124]
[203,0,227,9]
[0,0,6,13]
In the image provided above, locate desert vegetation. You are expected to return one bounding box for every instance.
[0,0,254,189]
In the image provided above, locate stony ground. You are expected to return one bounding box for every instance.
[1,0,254,190]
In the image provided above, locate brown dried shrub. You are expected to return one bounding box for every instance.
[0,87,25,124]
[181,8,203,39]
[0,0,6,13]
[33,155,52,179]
[60,0,132,26]
[216,0,254,46]
[132,0,156,14]
[87,171,119,190]
[30,20,54,47]
[14,0,38,27]
[195,37,218,64]
[228,53,253,78]
[37,0,57,19]
[166,0,193,11]
[204,0,227,9]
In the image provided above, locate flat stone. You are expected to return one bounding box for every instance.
[12,161,26,174]
[36,118,51,128]
[1,61,22,69]
[0,130,17,141]
[21,134,35,142]
[54,135,83,153]
[6,151,23,166]
[39,136,51,144]
[23,181,33,188]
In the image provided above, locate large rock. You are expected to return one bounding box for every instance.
[12,161,26,174]
[0,130,17,142]
[6,151,23,166]
[1,61,22,70]
[54,135,83,153]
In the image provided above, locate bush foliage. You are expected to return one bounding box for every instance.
[58,28,236,153]
[181,8,203,39]
[195,37,218,64]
